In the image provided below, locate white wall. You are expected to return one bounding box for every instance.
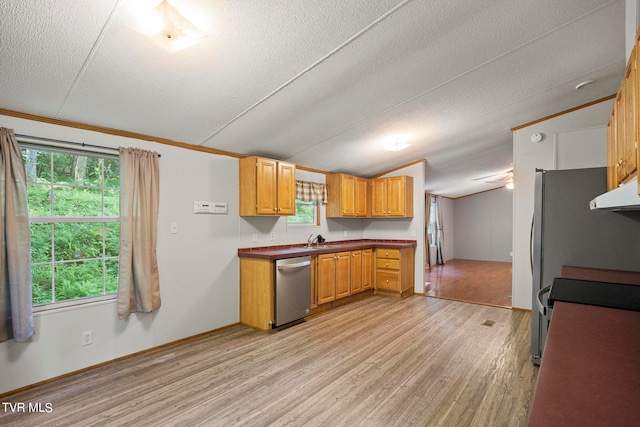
[0,114,243,394]
[511,100,612,310]
[453,188,513,262]
[363,161,426,293]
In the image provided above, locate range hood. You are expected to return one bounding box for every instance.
[590,181,640,211]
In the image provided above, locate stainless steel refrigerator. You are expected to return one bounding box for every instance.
[530,167,640,365]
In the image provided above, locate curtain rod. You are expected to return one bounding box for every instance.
[15,134,161,157]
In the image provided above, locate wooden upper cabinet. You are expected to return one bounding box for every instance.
[354,177,369,217]
[615,85,627,184]
[625,45,637,179]
[239,156,296,216]
[607,116,617,191]
[326,173,368,217]
[276,161,296,215]
[371,176,413,217]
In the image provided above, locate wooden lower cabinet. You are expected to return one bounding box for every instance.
[317,253,337,304]
[374,247,414,298]
[351,248,373,293]
[335,252,351,299]
[362,249,373,290]
[239,258,274,331]
[351,250,362,294]
[316,249,376,305]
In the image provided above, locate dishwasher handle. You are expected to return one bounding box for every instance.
[277,260,311,270]
[537,285,552,316]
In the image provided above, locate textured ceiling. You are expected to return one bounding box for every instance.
[0,0,626,197]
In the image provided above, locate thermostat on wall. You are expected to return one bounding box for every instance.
[194,201,228,214]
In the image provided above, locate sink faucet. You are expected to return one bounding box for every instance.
[307,234,318,247]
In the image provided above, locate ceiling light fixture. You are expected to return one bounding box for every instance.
[505,176,514,190]
[382,135,411,152]
[133,0,207,53]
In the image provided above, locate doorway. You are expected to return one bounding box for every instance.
[424,259,512,308]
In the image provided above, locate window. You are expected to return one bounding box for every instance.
[21,146,120,309]
[287,200,318,226]
[428,197,436,245]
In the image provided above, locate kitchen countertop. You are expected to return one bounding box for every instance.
[238,239,417,260]
[528,301,640,426]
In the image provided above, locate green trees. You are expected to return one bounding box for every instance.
[22,148,120,305]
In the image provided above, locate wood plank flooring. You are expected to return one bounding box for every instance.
[425,259,513,308]
[0,296,537,427]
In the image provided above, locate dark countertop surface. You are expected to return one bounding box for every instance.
[238,239,417,260]
[528,301,640,426]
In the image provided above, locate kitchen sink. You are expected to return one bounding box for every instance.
[303,245,342,250]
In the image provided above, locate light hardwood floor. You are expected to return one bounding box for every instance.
[425,259,513,308]
[0,296,537,426]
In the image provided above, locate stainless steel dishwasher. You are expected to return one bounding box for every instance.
[274,256,311,327]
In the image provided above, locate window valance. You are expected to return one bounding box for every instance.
[295,180,327,204]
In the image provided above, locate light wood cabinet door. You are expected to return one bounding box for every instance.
[362,249,373,290]
[371,178,387,216]
[256,158,278,215]
[317,254,336,305]
[340,175,356,216]
[386,176,411,216]
[277,161,296,215]
[351,250,362,294]
[335,252,351,299]
[625,47,637,179]
[607,116,617,191]
[616,86,627,184]
[355,177,369,217]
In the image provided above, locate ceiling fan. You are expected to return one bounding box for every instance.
[473,169,514,188]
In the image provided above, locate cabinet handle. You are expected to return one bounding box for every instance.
[386,262,389,266]
[385,252,389,256]
[386,279,389,283]
[273,208,277,211]
[618,159,624,165]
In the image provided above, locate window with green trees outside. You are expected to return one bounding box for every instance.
[287,200,318,225]
[21,146,120,308]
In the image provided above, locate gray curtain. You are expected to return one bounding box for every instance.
[117,147,161,319]
[425,193,432,270]
[434,196,445,265]
[0,128,34,342]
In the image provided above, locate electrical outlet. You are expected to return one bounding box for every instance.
[271,232,276,241]
[82,330,93,346]
[170,222,178,234]
[252,233,258,243]
[343,230,348,237]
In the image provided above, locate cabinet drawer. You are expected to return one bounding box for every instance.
[376,259,400,270]
[377,270,399,290]
[376,248,400,259]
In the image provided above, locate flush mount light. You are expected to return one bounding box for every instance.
[382,135,411,151]
[133,0,207,53]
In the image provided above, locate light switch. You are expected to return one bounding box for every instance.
[271,232,276,241]
[170,222,178,234]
